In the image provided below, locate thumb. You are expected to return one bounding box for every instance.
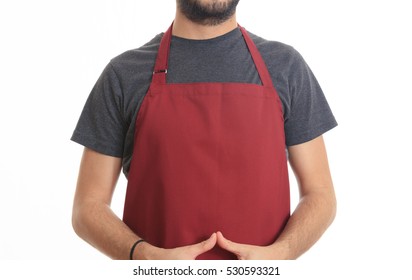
[216,231,243,257]
[189,233,217,257]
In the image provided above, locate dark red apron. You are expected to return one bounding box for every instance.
[123,24,290,260]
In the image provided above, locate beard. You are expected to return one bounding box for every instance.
[177,0,240,26]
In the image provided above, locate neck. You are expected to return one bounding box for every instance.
[173,11,237,40]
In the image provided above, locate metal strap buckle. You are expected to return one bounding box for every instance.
[153,69,168,74]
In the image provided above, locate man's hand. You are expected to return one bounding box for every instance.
[136,233,217,260]
[216,232,288,260]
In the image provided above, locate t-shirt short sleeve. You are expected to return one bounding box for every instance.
[283,49,337,146]
[71,62,126,157]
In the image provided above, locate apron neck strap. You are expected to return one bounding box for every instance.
[238,25,274,88]
[152,23,274,88]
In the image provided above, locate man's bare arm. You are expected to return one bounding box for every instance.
[72,148,216,259]
[217,136,337,259]
[72,148,142,259]
[270,135,337,258]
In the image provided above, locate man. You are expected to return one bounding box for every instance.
[71,0,337,260]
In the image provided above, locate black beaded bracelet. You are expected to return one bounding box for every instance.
[130,239,146,260]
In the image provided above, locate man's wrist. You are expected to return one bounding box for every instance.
[133,241,157,260]
[130,239,146,260]
[268,239,293,260]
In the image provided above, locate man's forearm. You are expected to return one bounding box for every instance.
[269,188,337,259]
[72,200,221,259]
[72,200,143,260]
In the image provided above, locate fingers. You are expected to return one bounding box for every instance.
[162,232,258,260]
[189,232,217,257]
[216,231,242,257]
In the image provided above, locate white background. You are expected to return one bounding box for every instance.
[0,0,411,276]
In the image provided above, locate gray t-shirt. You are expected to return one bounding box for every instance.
[71,27,337,177]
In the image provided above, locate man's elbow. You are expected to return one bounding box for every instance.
[326,187,337,227]
[71,201,90,239]
[72,204,82,237]
[306,186,337,228]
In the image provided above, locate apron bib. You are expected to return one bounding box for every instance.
[123,24,290,259]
